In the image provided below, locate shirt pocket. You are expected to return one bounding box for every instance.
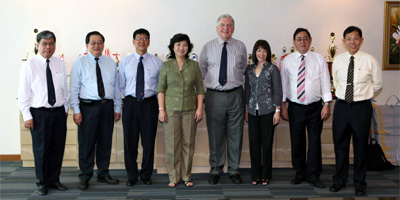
[54,72,65,87]
[357,69,371,84]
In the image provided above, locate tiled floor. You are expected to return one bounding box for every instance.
[0,161,399,199]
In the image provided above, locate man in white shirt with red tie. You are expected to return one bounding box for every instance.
[18,30,69,196]
[330,26,383,196]
[280,28,332,189]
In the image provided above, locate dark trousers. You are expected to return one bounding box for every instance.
[30,107,66,187]
[122,96,158,180]
[78,100,114,180]
[332,99,372,189]
[205,87,244,175]
[248,111,275,181]
[288,100,323,182]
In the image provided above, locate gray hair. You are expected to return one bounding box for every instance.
[36,30,56,43]
[217,14,235,26]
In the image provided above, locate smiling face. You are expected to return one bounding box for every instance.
[173,40,188,59]
[86,35,104,58]
[216,17,234,41]
[256,47,268,64]
[293,31,312,54]
[37,38,55,59]
[133,33,150,55]
[343,30,364,55]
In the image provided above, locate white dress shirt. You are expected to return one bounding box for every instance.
[332,50,382,101]
[199,37,247,90]
[119,52,162,98]
[281,51,332,104]
[69,53,122,114]
[18,55,69,121]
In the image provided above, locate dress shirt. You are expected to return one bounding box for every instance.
[119,52,162,98]
[245,62,282,116]
[69,52,122,114]
[281,51,332,104]
[332,50,382,101]
[157,59,205,111]
[199,37,247,90]
[18,55,69,121]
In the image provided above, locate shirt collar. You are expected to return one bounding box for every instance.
[295,51,309,59]
[217,37,232,45]
[345,50,361,61]
[87,52,103,62]
[36,54,50,65]
[134,52,148,60]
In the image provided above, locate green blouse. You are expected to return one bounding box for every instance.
[157,59,205,111]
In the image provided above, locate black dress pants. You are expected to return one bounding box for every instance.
[288,100,323,182]
[122,96,158,180]
[78,100,114,180]
[248,111,275,181]
[332,99,372,189]
[30,107,66,187]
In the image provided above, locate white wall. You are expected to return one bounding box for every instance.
[1,0,399,154]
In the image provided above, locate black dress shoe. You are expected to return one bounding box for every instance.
[290,177,304,185]
[97,175,119,185]
[36,186,48,196]
[355,188,366,196]
[78,179,89,190]
[308,179,325,188]
[229,174,243,184]
[208,174,220,185]
[141,178,152,185]
[126,179,136,186]
[51,182,68,191]
[329,184,342,192]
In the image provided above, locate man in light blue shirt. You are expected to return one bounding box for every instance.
[70,31,122,190]
[119,28,162,186]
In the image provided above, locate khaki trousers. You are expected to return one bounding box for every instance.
[163,109,197,183]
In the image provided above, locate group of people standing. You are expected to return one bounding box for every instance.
[18,14,382,197]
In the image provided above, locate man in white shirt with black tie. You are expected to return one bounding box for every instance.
[280,28,332,189]
[18,30,69,196]
[330,26,382,196]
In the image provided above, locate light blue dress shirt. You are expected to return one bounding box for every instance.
[69,52,122,114]
[119,52,162,98]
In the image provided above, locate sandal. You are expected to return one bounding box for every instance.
[184,181,194,187]
[252,179,260,185]
[261,179,269,186]
[168,183,177,188]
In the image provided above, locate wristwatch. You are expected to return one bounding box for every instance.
[323,102,331,106]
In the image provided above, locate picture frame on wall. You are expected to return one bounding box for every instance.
[383,1,400,70]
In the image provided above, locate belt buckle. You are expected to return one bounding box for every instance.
[101,99,108,104]
[137,98,144,102]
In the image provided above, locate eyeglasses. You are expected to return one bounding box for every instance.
[345,37,361,42]
[89,41,104,46]
[39,42,55,47]
[295,37,310,42]
[135,37,149,41]
[218,23,234,28]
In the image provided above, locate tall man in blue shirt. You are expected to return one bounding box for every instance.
[119,28,162,186]
[70,31,122,190]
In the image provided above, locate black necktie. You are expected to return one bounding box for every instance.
[46,59,56,106]
[136,56,144,99]
[219,42,227,86]
[95,58,105,99]
[345,56,354,103]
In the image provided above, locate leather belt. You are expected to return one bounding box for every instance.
[33,106,63,112]
[207,86,241,93]
[125,95,156,102]
[288,100,321,108]
[80,99,112,105]
[337,99,369,105]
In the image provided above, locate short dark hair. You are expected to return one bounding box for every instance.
[343,26,362,38]
[293,28,311,40]
[85,31,105,44]
[133,28,150,39]
[36,30,56,43]
[251,40,272,64]
[167,33,193,59]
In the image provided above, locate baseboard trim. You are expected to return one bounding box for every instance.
[0,155,21,161]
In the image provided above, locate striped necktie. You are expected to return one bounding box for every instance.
[345,56,354,103]
[297,55,306,102]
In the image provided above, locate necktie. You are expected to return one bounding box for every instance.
[46,60,56,106]
[136,56,144,99]
[345,56,354,103]
[297,55,306,102]
[95,58,105,99]
[219,42,227,86]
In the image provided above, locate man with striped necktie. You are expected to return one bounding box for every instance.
[281,28,332,189]
[330,26,382,196]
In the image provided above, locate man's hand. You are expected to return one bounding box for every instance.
[280,103,289,120]
[114,113,121,122]
[24,119,34,130]
[321,105,330,120]
[74,113,82,126]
